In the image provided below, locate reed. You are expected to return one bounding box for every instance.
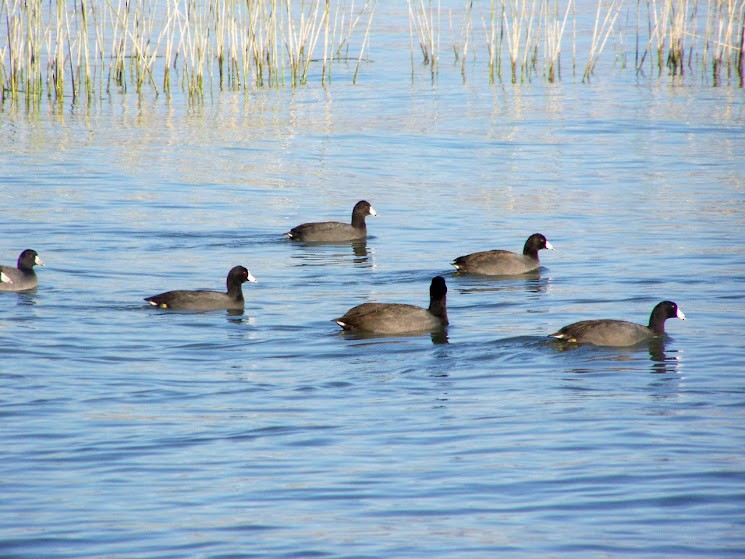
[445,0,744,84]
[1,0,375,103]
[583,0,623,81]
[543,0,573,81]
[1,0,742,106]
[634,0,745,83]
[407,0,439,80]
[352,1,376,84]
[448,0,473,79]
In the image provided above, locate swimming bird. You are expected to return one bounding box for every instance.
[144,266,256,311]
[452,233,554,275]
[334,276,448,334]
[0,249,44,291]
[550,301,686,347]
[286,200,378,242]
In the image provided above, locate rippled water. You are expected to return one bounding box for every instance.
[2,14,745,559]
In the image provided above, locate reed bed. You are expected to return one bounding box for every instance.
[1,0,742,106]
[407,0,743,84]
[0,0,376,103]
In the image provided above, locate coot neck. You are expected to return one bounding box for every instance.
[226,279,245,301]
[351,210,368,230]
[647,309,668,335]
[428,295,449,325]
[522,240,540,260]
[18,258,35,274]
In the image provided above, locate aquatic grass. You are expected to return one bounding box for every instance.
[1,0,743,107]
[455,0,744,84]
[705,0,745,83]
[583,0,623,81]
[351,1,376,84]
[503,0,540,83]
[444,1,475,81]
[543,0,573,81]
[634,0,745,82]
[479,0,574,83]
[408,0,440,80]
[1,0,375,103]
[284,0,327,86]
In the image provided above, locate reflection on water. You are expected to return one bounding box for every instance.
[550,336,684,375]
[648,339,683,375]
[337,327,449,345]
[289,239,373,267]
[454,271,551,295]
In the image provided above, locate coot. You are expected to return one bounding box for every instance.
[0,249,44,291]
[144,266,256,311]
[286,200,378,242]
[550,301,686,347]
[452,233,554,275]
[334,276,448,334]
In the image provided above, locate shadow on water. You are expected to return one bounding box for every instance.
[647,338,683,375]
[287,238,372,267]
[336,327,449,345]
[452,269,551,295]
[546,335,683,374]
[142,306,246,318]
[12,291,39,306]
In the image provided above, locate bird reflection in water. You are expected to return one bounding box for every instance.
[290,239,372,268]
[648,338,683,375]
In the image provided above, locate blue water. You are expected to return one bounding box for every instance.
[2,11,745,558]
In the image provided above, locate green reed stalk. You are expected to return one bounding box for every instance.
[322,0,330,84]
[300,1,326,85]
[407,0,437,70]
[449,1,473,80]
[583,0,622,81]
[462,1,473,79]
[3,0,741,104]
[353,0,375,84]
[52,0,65,99]
[162,0,175,92]
[544,0,572,82]
[64,1,78,102]
[90,0,105,96]
[80,0,93,102]
[483,0,501,82]
[739,2,745,84]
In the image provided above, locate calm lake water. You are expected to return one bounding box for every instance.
[2,4,745,558]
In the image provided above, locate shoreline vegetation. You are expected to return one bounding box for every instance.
[1,0,743,106]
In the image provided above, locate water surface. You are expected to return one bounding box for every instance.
[1,15,745,559]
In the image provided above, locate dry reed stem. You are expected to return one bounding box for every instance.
[583,0,623,81]
[1,0,743,105]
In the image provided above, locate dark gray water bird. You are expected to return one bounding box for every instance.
[550,301,686,347]
[0,249,44,291]
[452,233,554,275]
[334,276,448,334]
[286,200,378,242]
[144,266,256,311]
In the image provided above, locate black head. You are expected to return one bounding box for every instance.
[523,234,554,255]
[227,266,257,286]
[428,276,448,323]
[18,249,43,270]
[430,276,447,299]
[653,301,686,321]
[353,200,378,217]
[648,300,685,333]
